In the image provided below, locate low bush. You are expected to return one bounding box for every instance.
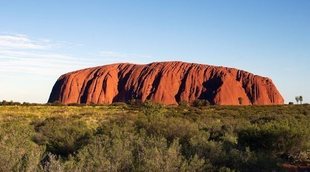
[32,117,92,157]
[192,99,210,107]
[238,119,310,164]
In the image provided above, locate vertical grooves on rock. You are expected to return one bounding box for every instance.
[49,62,284,105]
[80,68,101,104]
[146,71,162,100]
[112,65,134,102]
[175,66,193,103]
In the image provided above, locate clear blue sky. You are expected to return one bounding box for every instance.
[0,0,309,103]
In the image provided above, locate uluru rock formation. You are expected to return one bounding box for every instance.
[48,61,284,105]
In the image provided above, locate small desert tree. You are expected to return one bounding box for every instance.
[295,96,300,104]
[299,96,303,104]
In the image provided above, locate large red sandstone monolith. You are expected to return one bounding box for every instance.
[48,61,284,105]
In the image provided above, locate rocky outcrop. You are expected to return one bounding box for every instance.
[48,61,284,105]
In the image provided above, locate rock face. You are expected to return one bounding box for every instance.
[48,61,284,105]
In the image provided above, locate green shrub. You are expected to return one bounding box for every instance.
[238,120,310,157]
[0,121,44,171]
[192,99,210,107]
[74,125,135,171]
[32,117,92,157]
[136,113,199,143]
[178,100,189,107]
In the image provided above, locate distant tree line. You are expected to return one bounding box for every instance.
[1,97,307,106]
[0,100,42,106]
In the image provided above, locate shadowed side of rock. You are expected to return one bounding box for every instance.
[48,61,284,105]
